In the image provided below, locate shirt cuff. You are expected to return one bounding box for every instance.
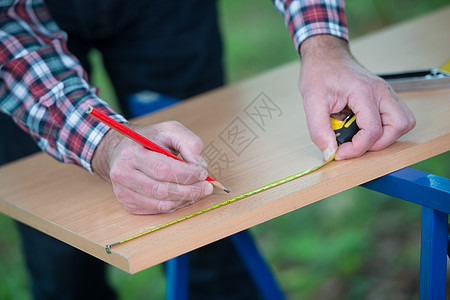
[275,0,349,52]
[62,97,128,173]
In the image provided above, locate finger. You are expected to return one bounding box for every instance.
[369,93,415,151]
[398,98,416,126]
[113,185,202,214]
[117,169,213,201]
[112,184,168,214]
[303,95,338,160]
[129,148,208,184]
[336,94,383,160]
[112,178,213,214]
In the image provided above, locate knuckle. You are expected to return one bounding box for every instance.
[164,120,183,130]
[188,135,204,150]
[188,185,204,201]
[397,118,411,133]
[156,199,176,214]
[375,78,390,90]
[409,116,416,130]
[355,79,372,92]
[391,113,415,135]
[181,172,199,185]
[151,182,168,200]
[404,113,416,132]
[110,167,125,184]
[367,123,383,140]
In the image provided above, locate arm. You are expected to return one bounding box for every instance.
[0,0,212,214]
[274,0,415,160]
[0,0,124,171]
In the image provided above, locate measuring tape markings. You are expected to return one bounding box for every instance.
[104,58,450,254]
[105,151,336,254]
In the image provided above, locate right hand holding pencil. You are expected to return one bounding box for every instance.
[92,121,213,214]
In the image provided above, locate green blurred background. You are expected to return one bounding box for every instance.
[1,0,449,299]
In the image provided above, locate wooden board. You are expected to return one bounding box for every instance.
[0,6,449,273]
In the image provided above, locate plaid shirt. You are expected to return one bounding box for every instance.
[274,0,348,50]
[0,0,347,172]
[0,0,127,172]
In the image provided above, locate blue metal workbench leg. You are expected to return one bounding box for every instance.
[420,207,448,300]
[165,253,189,300]
[448,226,450,259]
[165,231,284,300]
[362,167,450,300]
[230,230,286,300]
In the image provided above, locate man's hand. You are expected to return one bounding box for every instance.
[299,35,415,160]
[92,121,213,214]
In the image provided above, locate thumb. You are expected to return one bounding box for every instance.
[304,99,338,161]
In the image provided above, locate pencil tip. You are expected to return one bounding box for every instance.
[224,189,231,193]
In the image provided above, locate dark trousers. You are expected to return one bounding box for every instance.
[1,0,258,299]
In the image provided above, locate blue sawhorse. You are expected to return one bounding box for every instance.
[165,229,286,300]
[363,167,450,300]
[166,167,450,300]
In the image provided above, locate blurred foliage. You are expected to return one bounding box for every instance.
[1,0,449,299]
[254,153,449,299]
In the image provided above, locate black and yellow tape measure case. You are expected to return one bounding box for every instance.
[330,112,359,145]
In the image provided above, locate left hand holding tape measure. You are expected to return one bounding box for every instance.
[325,58,450,156]
[300,36,418,162]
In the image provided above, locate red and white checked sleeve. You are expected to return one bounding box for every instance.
[273,0,349,51]
[0,0,128,172]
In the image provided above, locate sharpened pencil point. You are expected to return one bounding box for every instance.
[210,180,229,193]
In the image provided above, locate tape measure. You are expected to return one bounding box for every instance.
[105,148,337,253]
[330,110,359,145]
[105,57,450,252]
[104,111,360,253]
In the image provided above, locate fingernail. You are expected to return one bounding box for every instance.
[199,170,208,181]
[204,183,213,196]
[323,147,335,161]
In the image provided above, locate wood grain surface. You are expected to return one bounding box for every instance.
[0,6,449,273]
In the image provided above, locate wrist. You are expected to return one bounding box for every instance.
[300,35,350,59]
[91,128,123,182]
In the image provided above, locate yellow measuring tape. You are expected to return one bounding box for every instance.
[105,151,336,253]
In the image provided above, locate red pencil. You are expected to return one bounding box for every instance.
[86,106,230,193]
